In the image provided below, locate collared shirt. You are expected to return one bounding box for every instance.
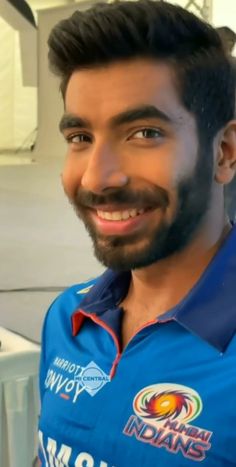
[38,225,236,466]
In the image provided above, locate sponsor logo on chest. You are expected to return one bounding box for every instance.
[44,356,110,403]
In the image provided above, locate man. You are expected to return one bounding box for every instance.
[38,1,236,465]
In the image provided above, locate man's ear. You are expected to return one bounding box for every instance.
[215,120,236,185]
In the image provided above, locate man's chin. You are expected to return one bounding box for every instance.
[84,219,170,269]
[92,248,140,271]
[91,235,161,271]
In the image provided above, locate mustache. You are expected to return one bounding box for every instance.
[73,186,169,209]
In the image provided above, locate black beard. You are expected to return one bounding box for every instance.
[68,145,213,272]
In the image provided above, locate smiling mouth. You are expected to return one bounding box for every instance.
[84,205,162,236]
[95,207,154,221]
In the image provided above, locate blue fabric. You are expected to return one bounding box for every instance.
[38,226,236,466]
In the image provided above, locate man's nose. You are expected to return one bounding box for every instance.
[81,143,129,194]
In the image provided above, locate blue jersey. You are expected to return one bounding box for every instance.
[38,226,236,467]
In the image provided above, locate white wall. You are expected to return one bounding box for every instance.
[0,17,15,150]
[14,32,37,149]
[0,18,37,151]
[212,0,236,27]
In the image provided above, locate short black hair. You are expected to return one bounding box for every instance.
[48,0,235,142]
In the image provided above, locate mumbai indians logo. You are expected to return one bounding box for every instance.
[123,383,213,462]
[134,384,202,424]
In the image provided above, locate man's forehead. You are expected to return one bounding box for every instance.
[64,60,188,127]
[65,59,177,101]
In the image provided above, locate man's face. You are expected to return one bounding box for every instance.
[61,59,213,270]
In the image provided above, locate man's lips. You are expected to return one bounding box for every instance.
[88,206,160,235]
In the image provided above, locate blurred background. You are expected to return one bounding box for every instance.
[0,0,236,344]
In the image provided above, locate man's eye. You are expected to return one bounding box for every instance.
[66,133,91,144]
[131,128,164,140]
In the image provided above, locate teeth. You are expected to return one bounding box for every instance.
[111,212,123,221]
[129,209,138,218]
[121,210,131,220]
[138,208,145,215]
[97,208,145,221]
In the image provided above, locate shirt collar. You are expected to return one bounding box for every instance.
[73,225,236,352]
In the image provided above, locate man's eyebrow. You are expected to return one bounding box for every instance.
[110,105,173,127]
[59,114,91,133]
[59,105,173,133]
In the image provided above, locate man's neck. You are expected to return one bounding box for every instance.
[121,216,232,319]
